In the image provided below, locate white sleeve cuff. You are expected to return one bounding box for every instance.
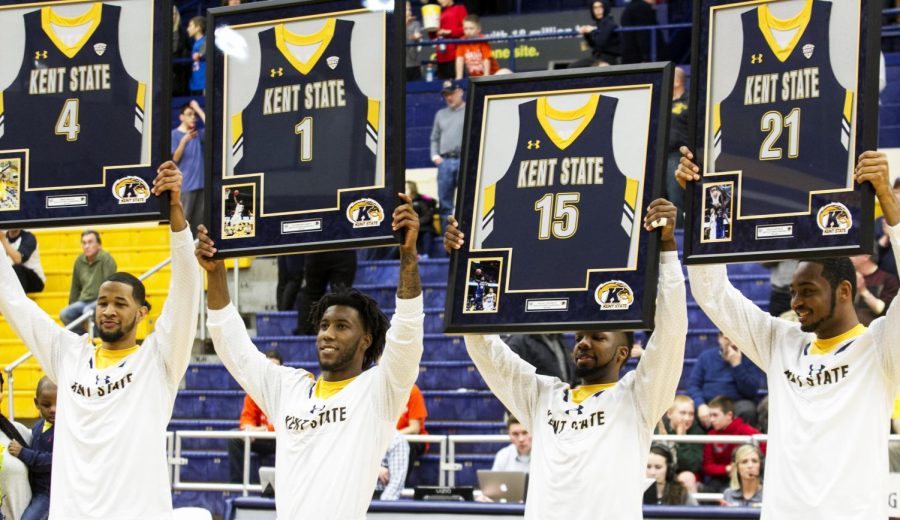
[394,293,424,316]
[170,225,195,247]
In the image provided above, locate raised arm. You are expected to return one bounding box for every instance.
[376,195,426,420]
[150,162,202,389]
[197,226,285,415]
[676,147,789,369]
[633,200,688,427]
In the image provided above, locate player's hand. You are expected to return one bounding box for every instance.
[854,151,892,197]
[195,224,224,273]
[7,440,22,457]
[644,198,677,251]
[443,216,465,253]
[394,193,420,254]
[675,146,701,189]
[378,466,390,485]
[153,161,183,203]
[697,404,711,429]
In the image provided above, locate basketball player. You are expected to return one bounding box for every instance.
[444,198,687,519]
[677,146,900,519]
[195,193,423,518]
[0,161,200,519]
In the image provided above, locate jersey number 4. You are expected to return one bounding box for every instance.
[535,192,580,239]
[760,108,800,160]
[55,98,81,142]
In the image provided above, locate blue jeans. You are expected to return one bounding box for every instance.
[21,494,49,520]
[437,158,460,233]
[60,300,95,326]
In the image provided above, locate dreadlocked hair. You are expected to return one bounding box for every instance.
[309,288,390,370]
[806,257,857,300]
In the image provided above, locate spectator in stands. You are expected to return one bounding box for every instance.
[666,67,688,226]
[187,16,206,95]
[60,231,117,326]
[276,255,305,311]
[655,395,703,492]
[577,1,620,65]
[375,432,410,500]
[172,100,207,229]
[702,396,764,492]
[1,229,45,293]
[756,396,769,434]
[407,181,437,257]
[228,350,282,484]
[444,199,687,518]
[852,252,899,326]
[644,443,698,505]
[431,0,468,79]
[455,15,498,79]
[721,444,764,508]
[491,415,532,472]
[688,332,763,428]
[0,163,200,519]
[503,334,575,385]
[762,261,799,318]
[10,376,55,520]
[293,251,357,335]
[172,6,190,96]
[397,383,429,474]
[431,80,466,233]
[620,0,658,64]
[678,146,900,519]
[196,193,424,519]
[406,2,425,81]
[876,179,900,277]
[0,372,33,520]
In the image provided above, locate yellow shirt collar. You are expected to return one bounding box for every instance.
[571,382,616,404]
[95,344,140,370]
[810,323,866,355]
[314,376,356,400]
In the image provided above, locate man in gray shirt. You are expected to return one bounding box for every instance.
[430,79,466,233]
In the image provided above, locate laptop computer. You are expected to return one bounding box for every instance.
[477,470,528,503]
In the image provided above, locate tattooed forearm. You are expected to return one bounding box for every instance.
[397,249,422,299]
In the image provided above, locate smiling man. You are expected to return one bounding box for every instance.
[0,161,201,519]
[676,148,900,519]
[196,193,423,519]
[443,198,687,520]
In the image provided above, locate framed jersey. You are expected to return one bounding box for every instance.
[0,0,171,227]
[684,0,880,264]
[444,64,673,334]
[206,0,404,258]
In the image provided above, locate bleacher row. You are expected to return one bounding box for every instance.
[165,232,772,514]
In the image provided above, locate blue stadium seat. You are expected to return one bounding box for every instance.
[424,390,505,421]
[417,361,487,390]
[256,307,448,336]
[172,490,237,519]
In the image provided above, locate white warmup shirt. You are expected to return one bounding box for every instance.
[465,251,687,520]
[687,222,900,519]
[0,228,201,520]
[207,295,424,519]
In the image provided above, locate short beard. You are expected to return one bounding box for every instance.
[97,316,137,343]
[318,342,360,372]
[799,289,837,333]
[574,362,605,380]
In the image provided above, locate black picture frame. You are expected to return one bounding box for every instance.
[444,63,673,334]
[205,0,404,258]
[684,0,880,264]
[0,0,172,228]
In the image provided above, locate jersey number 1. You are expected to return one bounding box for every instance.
[535,193,580,239]
[295,117,313,162]
[55,99,81,142]
[760,108,799,160]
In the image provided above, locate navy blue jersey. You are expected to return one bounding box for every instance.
[713,0,852,217]
[232,19,379,215]
[481,95,638,291]
[0,3,144,190]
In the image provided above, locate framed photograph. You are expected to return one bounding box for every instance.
[0,0,171,227]
[684,0,881,263]
[444,64,673,334]
[205,0,404,258]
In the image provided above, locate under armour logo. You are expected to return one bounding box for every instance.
[270,67,283,77]
[808,364,826,377]
[95,375,111,386]
[34,50,48,59]
[750,53,763,64]
[309,403,326,414]
[527,140,540,149]
[564,405,585,416]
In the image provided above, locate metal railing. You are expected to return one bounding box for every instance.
[4,255,174,420]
